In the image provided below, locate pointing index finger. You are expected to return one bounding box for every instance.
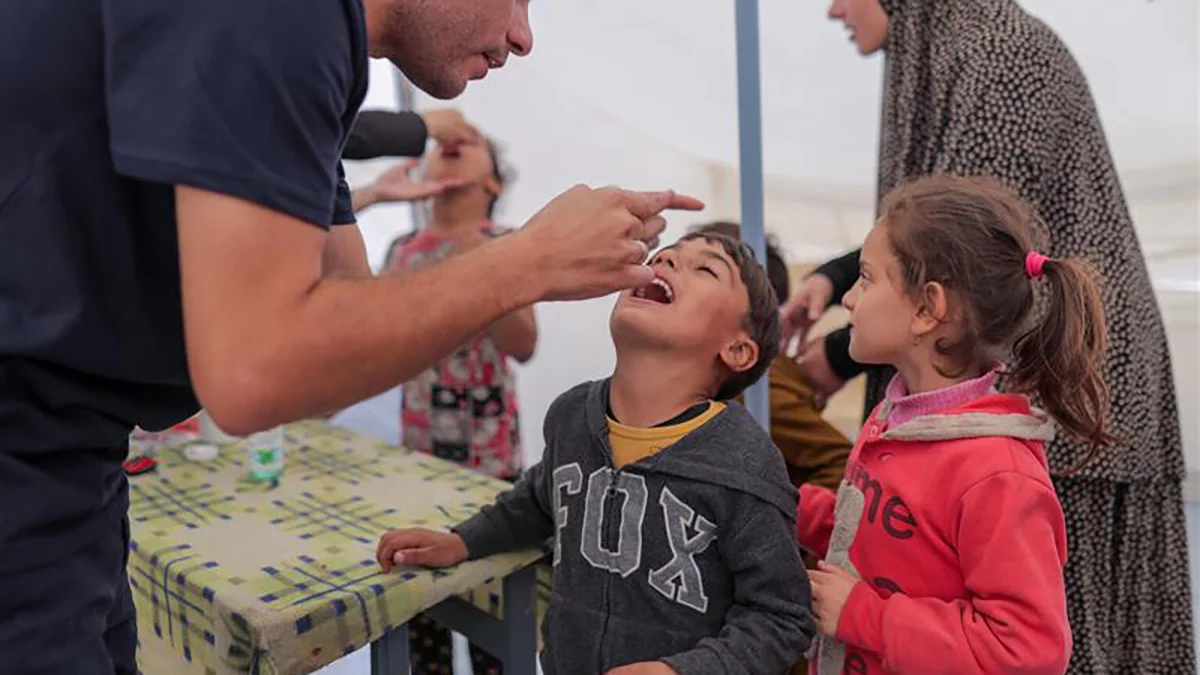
[623,190,706,219]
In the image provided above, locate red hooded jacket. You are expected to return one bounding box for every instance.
[798,371,1070,675]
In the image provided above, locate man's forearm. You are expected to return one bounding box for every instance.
[487,307,536,363]
[194,236,542,434]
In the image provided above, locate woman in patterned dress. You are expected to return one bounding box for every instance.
[781,1,1194,672]
[387,131,535,675]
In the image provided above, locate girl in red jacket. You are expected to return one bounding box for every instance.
[799,174,1117,675]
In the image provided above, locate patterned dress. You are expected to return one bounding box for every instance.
[818,1,1193,671]
[388,223,523,481]
[388,223,523,675]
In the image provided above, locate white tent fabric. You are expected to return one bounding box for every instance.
[343,0,1199,488]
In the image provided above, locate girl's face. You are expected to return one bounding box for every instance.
[827,0,889,56]
[842,225,921,366]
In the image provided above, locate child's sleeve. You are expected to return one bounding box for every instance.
[452,401,564,559]
[796,483,838,557]
[661,494,816,675]
[451,460,554,560]
[835,471,1071,675]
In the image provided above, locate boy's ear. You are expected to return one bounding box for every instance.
[719,333,759,375]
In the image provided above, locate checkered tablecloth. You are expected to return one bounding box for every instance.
[129,420,548,675]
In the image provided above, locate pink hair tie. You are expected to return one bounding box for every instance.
[1025,251,1049,278]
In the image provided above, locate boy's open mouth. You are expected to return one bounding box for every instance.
[632,277,674,304]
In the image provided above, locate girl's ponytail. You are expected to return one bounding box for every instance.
[1010,253,1118,469]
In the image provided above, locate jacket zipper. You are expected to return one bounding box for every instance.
[596,430,618,673]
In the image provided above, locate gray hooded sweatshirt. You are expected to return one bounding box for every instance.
[455,379,815,674]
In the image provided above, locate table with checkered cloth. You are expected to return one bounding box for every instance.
[129,420,550,675]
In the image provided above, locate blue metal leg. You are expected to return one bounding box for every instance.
[421,565,539,671]
[370,622,410,675]
[500,565,538,673]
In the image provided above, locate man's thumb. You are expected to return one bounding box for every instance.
[622,264,655,289]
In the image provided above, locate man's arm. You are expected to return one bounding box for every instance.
[342,110,429,160]
[343,109,478,160]
[321,224,372,278]
[178,186,690,435]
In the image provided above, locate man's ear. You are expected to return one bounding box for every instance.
[719,332,759,374]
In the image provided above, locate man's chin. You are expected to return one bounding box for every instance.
[393,63,468,100]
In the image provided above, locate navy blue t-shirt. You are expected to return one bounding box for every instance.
[0,0,368,570]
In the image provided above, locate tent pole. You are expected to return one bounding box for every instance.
[735,0,770,430]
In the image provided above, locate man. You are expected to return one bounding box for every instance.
[0,0,699,673]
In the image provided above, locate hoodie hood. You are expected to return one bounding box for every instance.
[583,379,797,518]
[881,394,1056,444]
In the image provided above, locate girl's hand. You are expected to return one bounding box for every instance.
[808,561,860,636]
[604,663,678,675]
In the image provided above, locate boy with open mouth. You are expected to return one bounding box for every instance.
[378,231,815,675]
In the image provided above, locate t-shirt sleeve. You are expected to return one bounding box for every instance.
[103,0,357,229]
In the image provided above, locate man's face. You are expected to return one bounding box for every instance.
[375,0,534,99]
[610,239,753,362]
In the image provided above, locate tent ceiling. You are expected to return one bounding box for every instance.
[521,0,1198,188]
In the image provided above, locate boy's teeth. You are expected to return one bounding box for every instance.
[652,278,674,302]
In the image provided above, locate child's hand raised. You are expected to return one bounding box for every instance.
[808,561,860,637]
[376,528,468,573]
[604,662,679,675]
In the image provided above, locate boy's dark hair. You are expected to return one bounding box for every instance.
[880,174,1117,468]
[691,221,790,301]
[677,230,781,401]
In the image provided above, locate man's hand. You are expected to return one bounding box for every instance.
[509,186,704,302]
[421,109,479,145]
[354,160,465,211]
[808,561,860,637]
[796,337,846,407]
[176,184,697,435]
[604,662,679,675]
[376,528,469,573]
[781,274,836,344]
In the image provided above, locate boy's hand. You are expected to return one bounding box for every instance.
[808,561,859,636]
[604,662,679,675]
[376,528,468,573]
